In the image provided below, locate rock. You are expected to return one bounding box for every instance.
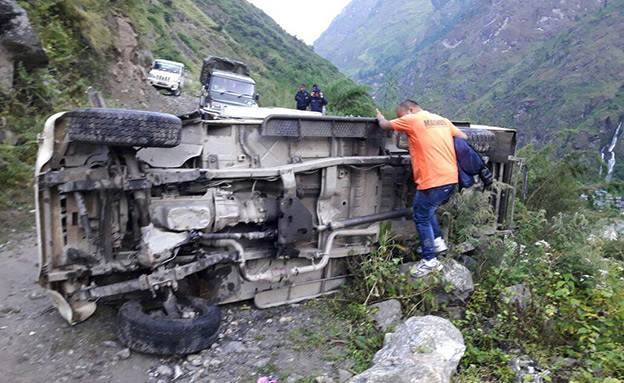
[348,316,465,383]
[287,374,303,383]
[279,316,293,324]
[501,284,532,311]
[368,299,402,331]
[191,358,203,367]
[115,348,130,360]
[402,259,474,304]
[173,365,184,380]
[156,365,174,378]
[315,377,335,383]
[434,259,474,304]
[338,369,354,383]
[28,291,44,300]
[0,0,48,88]
[509,357,550,383]
[0,128,17,145]
[442,306,465,321]
[222,340,247,353]
[204,359,221,369]
[459,255,478,271]
[1,306,20,314]
[186,354,200,362]
[254,358,271,368]
[100,341,118,348]
[455,242,476,254]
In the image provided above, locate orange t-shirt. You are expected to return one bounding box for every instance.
[389,110,460,190]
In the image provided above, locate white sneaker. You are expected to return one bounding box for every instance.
[410,258,444,278]
[416,237,448,253]
[434,237,448,253]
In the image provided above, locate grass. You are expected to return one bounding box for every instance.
[2,0,375,217]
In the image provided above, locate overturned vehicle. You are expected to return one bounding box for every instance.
[35,108,519,354]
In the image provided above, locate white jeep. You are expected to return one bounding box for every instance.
[147,59,185,96]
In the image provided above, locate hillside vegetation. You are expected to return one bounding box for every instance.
[315,0,624,179]
[0,0,375,212]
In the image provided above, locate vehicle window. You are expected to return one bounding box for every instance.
[210,76,255,96]
[153,61,182,74]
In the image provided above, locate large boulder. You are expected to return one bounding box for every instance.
[0,0,48,88]
[349,316,465,383]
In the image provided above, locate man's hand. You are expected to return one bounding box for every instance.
[376,109,392,130]
[376,108,385,120]
[453,130,468,140]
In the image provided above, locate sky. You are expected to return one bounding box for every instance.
[246,0,351,44]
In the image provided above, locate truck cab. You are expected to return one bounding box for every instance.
[199,56,259,114]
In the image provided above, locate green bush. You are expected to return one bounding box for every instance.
[332,148,624,382]
[323,79,377,117]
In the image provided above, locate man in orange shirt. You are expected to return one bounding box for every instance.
[377,100,467,277]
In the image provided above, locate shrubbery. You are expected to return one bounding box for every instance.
[328,146,624,382]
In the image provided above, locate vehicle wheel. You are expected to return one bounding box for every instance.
[64,108,182,148]
[117,295,221,355]
[461,128,495,153]
[173,86,182,97]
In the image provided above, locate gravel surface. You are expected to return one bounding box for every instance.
[0,232,355,383]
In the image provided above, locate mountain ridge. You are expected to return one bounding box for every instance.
[315,0,624,178]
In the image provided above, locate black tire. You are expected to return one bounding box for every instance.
[117,295,221,355]
[64,108,182,148]
[461,128,495,153]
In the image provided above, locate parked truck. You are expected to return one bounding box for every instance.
[147,59,185,96]
[198,56,319,120]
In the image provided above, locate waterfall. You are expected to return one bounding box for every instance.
[601,119,622,181]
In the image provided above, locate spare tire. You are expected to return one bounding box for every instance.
[117,295,221,355]
[461,128,495,153]
[64,108,182,148]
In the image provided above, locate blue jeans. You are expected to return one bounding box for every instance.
[413,184,456,261]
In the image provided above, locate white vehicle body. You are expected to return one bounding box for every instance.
[147,59,185,93]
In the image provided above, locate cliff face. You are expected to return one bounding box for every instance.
[315,0,624,178]
[0,0,47,88]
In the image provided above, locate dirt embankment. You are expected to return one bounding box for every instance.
[101,15,198,116]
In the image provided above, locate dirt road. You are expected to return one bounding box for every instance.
[0,232,353,383]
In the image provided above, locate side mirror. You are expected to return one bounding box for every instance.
[254,94,260,101]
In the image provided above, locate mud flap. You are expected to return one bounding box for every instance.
[46,289,96,325]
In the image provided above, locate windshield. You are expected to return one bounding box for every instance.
[210,76,255,97]
[153,61,182,74]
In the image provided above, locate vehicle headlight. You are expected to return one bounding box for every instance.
[211,102,223,110]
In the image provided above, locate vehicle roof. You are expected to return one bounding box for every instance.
[154,59,184,67]
[211,70,256,84]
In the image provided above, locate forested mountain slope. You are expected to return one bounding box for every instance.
[19,0,344,107]
[0,0,354,208]
[315,0,624,179]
